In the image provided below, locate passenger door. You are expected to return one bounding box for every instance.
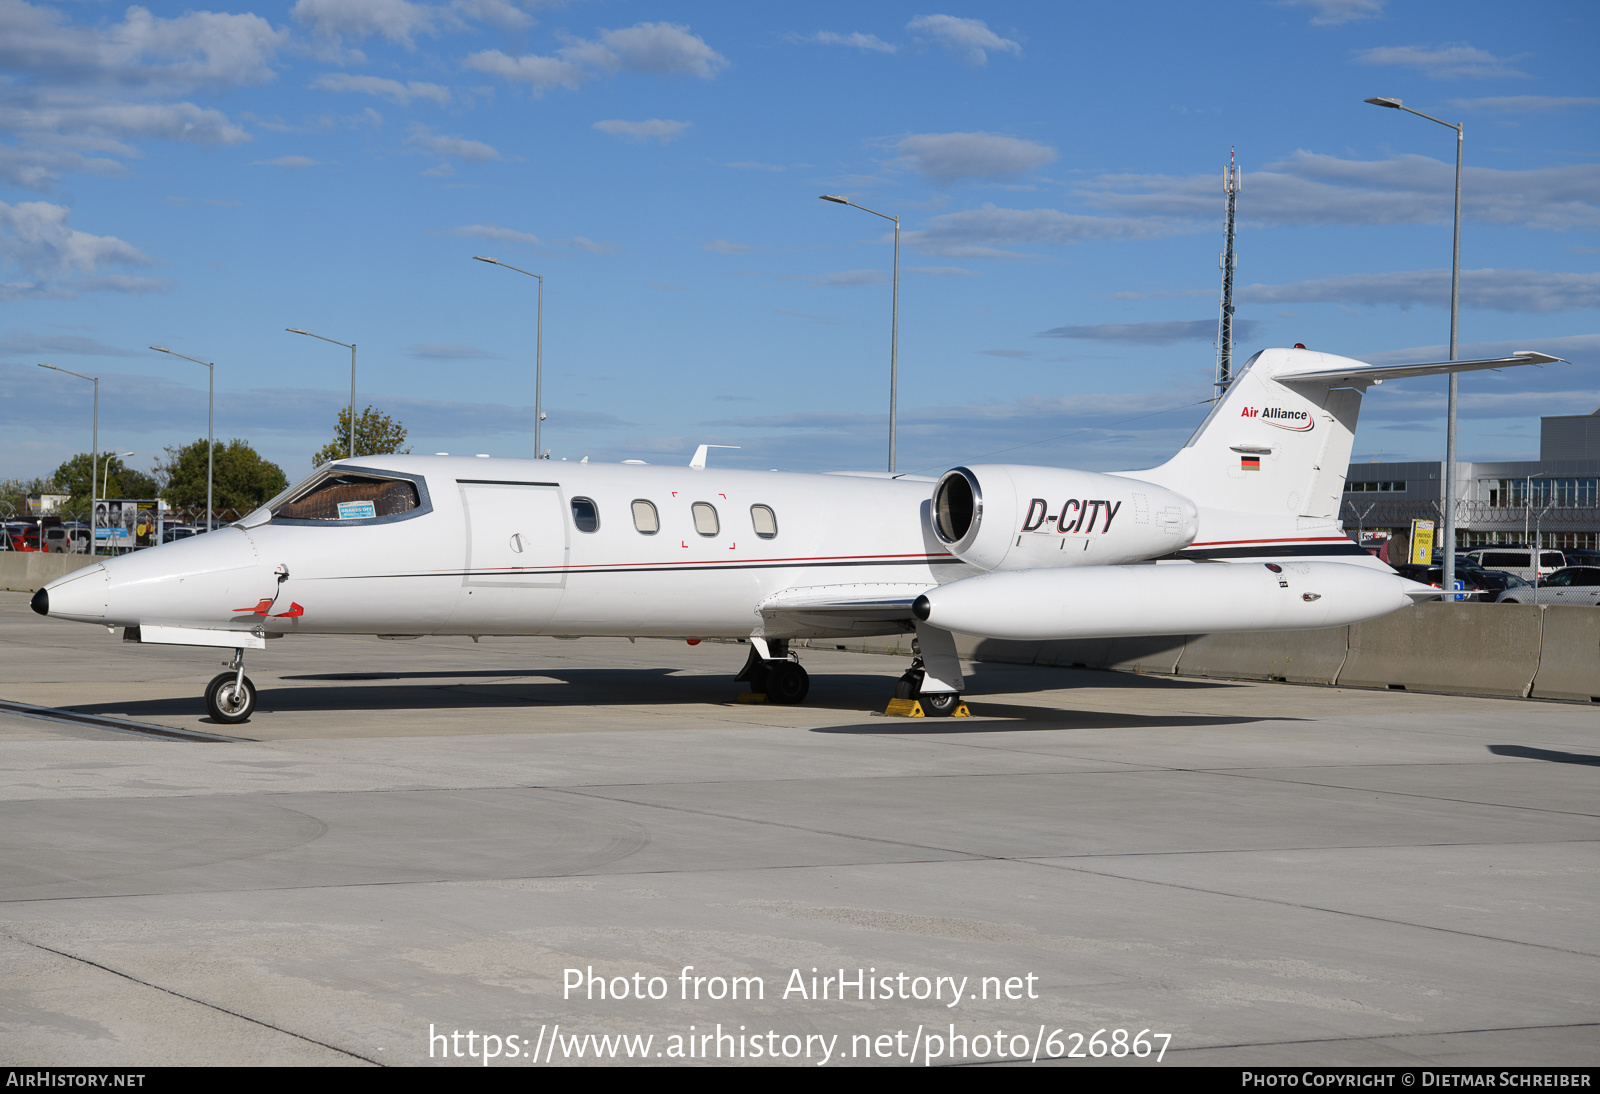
[452,479,568,632]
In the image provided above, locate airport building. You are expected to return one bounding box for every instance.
[1341,407,1600,551]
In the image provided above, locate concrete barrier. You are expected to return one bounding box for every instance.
[0,552,99,593]
[1177,627,1349,685]
[1340,603,1543,698]
[1529,606,1600,703]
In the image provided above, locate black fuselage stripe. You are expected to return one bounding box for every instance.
[456,479,562,487]
[330,557,956,580]
[1163,543,1369,560]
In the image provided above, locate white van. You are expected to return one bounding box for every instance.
[1464,547,1565,581]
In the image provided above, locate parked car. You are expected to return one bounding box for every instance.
[162,525,202,543]
[1462,547,1565,582]
[1467,569,1531,602]
[1496,566,1600,606]
[4,522,41,551]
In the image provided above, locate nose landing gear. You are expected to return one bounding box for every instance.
[205,648,257,724]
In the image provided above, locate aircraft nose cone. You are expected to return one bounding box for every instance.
[31,587,48,616]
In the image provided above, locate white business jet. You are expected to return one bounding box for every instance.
[32,346,1558,724]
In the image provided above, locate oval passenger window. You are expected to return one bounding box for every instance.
[571,497,599,533]
[750,504,778,539]
[692,502,719,537]
[631,500,659,534]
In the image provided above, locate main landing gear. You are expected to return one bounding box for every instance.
[893,624,965,717]
[205,648,257,725]
[736,638,810,705]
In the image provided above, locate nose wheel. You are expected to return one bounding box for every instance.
[205,672,256,724]
[205,647,257,724]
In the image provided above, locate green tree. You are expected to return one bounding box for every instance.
[159,439,289,511]
[50,454,160,511]
[1,476,59,520]
[311,405,411,467]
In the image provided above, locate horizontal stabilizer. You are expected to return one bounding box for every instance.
[1276,350,1562,386]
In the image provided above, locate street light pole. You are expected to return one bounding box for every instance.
[286,329,357,460]
[151,347,215,531]
[1365,96,1463,598]
[821,195,900,474]
[101,451,134,500]
[37,364,97,556]
[473,257,546,458]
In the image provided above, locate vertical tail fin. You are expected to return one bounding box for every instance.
[1131,347,1362,519]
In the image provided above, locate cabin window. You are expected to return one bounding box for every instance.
[750,504,778,539]
[692,502,719,537]
[571,497,599,533]
[632,500,659,534]
[273,473,420,521]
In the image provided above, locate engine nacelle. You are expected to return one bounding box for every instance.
[930,464,1198,571]
[912,561,1430,641]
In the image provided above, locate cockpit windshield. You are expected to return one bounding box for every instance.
[261,467,427,525]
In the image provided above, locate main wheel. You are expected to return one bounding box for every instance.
[744,661,771,695]
[205,671,257,724]
[894,669,924,700]
[921,691,961,718]
[766,661,810,705]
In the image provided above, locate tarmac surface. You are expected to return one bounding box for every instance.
[0,589,1595,1067]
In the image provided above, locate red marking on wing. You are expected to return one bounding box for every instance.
[271,602,305,618]
[233,599,275,615]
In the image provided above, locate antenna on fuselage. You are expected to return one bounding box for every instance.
[1215,147,1241,396]
[689,444,741,470]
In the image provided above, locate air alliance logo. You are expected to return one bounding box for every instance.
[1241,406,1313,432]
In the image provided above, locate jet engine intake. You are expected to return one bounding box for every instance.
[931,464,1198,571]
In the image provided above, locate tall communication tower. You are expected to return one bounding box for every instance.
[1215,148,1241,394]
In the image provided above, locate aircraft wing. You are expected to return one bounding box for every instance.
[756,582,933,637]
[1276,350,1563,386]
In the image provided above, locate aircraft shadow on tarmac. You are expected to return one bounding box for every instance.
[1487,744,1600,767]
[65,663,1268,733]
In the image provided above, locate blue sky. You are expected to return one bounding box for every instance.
[2,0,1596,485]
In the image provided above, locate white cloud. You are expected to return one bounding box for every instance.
[1355,43,1529,80]
[0,200,167,299]
[463,49,589,93]
[1448,96,1600,114]
[0,1,287,88]
[781,269,886,288]
[592,118,692,145]
[908,266,976,277]
[561,22,727,78]
[1239,269,1600,315]
[1279,0,1383,25]
[1038,320,1263,345]
[905,204,1186,259]
[405,123,501,162]
[451,223,616,256]
[250,155,319,169]
[451,0,534,33]
[893,132,1056,183]
[312,73,450,105]
[0,144,124,191]
[1356,334,1600,369]
[0,330,139,360]
[291,0,442,47]
[702,239,750,254]
[0,4,288,188]
[1080,152,1600,232]
[788,31,896,54]
[906,15,1021,65]
[467,23,725,96]
[0,95,250,146]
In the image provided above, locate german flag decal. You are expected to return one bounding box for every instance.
[1241,456,1261,471]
